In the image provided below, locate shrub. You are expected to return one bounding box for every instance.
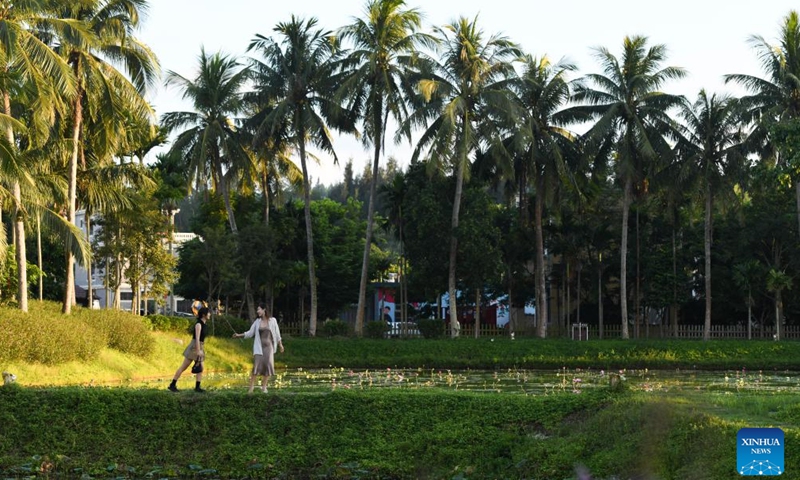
[145,314,192,333]
[417,319,445,339]
[319,319,350,338]
[0,302,105,364]
[364,321,388,339]
[74,309,155,358]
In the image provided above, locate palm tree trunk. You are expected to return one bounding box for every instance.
[561,265,566,332]
[12,181,26,312]
[474,287,480,338]
[795,180,800,238]
[703,185,712,341]
[356,115,383,336]
[114,247,122,309]
[620,177,632,339]
[263,170,270,225]
[775,291,782,341]
[37,213,43,301]
[400,218,406,324]
[565,261,571,330]
[86,213,93,309]
[448,147,466,339]
[635,208,641,339]
[534,174,548,338]
[576,263,582,324]
[671,226,679,338]
[747,293,752,340]
[143,281,149,315]
[598,265,603,339]
[262,168,276,316]
[298,138,318,336]
[216,161,238,233]
[64,90,83,315]
[104,256,109,309]
[4,92,27,313]
[245,274,255,320]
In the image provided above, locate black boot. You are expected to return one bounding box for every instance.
[168,380,179,393]
[194,381,205,393]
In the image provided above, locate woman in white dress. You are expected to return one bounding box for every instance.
[233,303,284,393]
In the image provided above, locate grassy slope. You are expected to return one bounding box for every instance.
[3,332,253,387]
[8,335,800,388]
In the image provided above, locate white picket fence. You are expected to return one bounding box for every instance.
[278,320,800,340]
[587,324,800,340]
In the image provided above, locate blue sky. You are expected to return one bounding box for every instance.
[139,1,798,185]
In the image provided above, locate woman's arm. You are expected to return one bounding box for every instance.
[234,320,258,339]
[272,318,284,353]
[194,323,203,359]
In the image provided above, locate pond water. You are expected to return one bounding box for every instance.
[157,367,800,395]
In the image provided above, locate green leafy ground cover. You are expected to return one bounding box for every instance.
[1,303,799,478]
[2,386,797,479]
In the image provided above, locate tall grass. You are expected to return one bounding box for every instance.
[0,302,154,364]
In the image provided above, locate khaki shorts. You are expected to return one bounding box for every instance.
[182,340,204,361]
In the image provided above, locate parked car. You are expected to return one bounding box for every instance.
[386,320,421,338]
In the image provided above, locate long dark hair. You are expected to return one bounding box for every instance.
[196,306,209,321]
[257,302,269,318]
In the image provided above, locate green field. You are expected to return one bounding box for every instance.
[1,304,798,479]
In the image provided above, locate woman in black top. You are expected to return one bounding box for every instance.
[168,306,209,393]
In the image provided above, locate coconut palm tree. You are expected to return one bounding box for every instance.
[402,16,519,337]
[732,260,762,340]
[241,77,302,228]
[675,90,744,341]
[234,120,301,319]
[58,0,159,314]
[567,36,686,338]
[766,268,792,341]
[507,55,579,338]
[19,119,93,303]
[338,0,432,335]
[247,16,352,336]
[0,0,80,312]
[161,48,249,234]
[725,10,800,237]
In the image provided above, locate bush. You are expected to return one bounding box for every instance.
[319,319,350,338]
[0,303,107,364]
[417,319,445,339]
[74,308,155,358]
[145,314,192,333]
[364,321,388,339]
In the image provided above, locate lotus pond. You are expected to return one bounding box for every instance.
[149,367,800,394]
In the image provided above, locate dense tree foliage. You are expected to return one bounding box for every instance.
[7,2,800,342]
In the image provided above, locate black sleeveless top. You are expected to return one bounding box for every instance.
[192,319,208,342]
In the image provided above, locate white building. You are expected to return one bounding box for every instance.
[74,210,196,313]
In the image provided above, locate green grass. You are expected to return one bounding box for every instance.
[0,387,797,479]
[3,302,800,478]
[278,336,800,370]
